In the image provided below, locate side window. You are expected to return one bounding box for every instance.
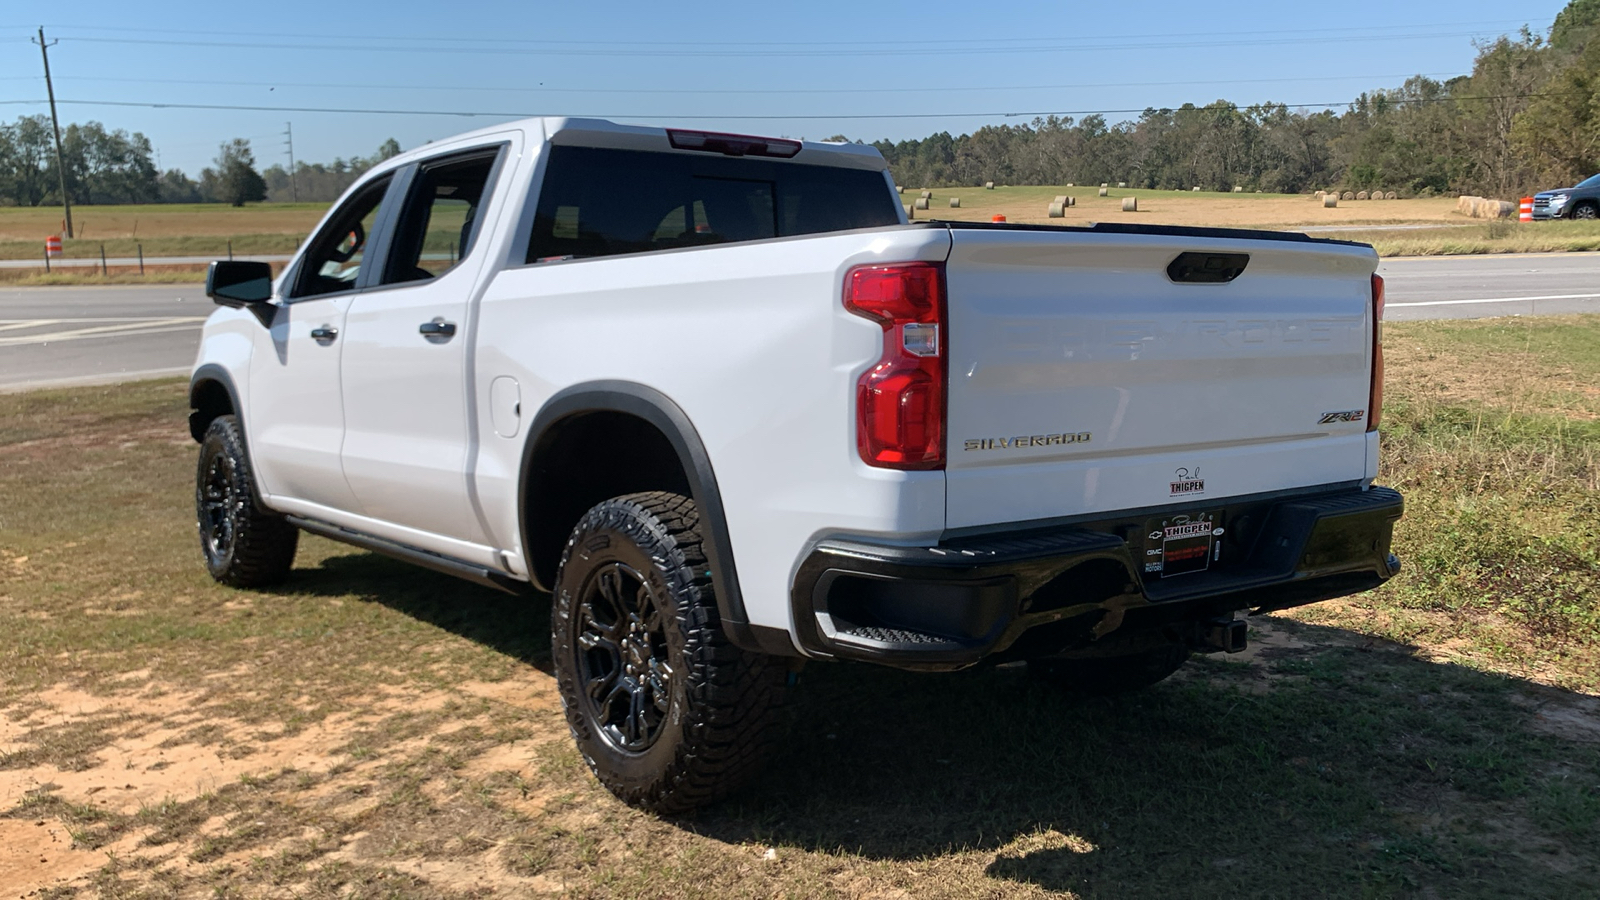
[382,150,500,285]
[526,146,899,263]
[292,175,392,298]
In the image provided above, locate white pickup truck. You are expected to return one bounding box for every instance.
[192,117,1402,813]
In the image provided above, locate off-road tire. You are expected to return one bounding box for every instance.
[195,415,298,587]
[1029,644,1191,697]
[1572,202,1599,220]
[552,491,786,814]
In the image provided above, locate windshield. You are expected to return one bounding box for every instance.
[1575,173,1600,190]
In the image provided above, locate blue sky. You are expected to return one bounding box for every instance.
[0,0,1571,178]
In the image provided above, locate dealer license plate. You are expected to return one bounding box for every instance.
[1142,510,1223,578]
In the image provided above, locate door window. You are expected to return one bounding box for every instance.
[383,150,501,285]
[292,175,393,298]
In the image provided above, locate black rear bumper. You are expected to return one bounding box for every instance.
[790,485,1403,670]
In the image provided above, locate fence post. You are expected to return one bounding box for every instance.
[138,243,144,275]
[43,248,49,274]
[100,243,107,276]
[228,240,233,261]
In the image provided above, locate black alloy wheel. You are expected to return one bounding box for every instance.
[198,450,238,565]
[194,415,299,587]
[1572,202,1599,220]
[574,561,676,753]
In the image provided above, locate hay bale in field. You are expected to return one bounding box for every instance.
[949,197,961,208]
[896,186,904,194]
[1323,194,1339,208]
[1457,195,1481,215]
[1066,182,1075,187]
[1193,186,1202,192]
[1315,191,1326,199]
[1234,186,1244,192]
[1098,187,1109,197]
[1054,195,1069,205]
[1385,191,1398,200]
[1048,201,1066,218]
[1118,181,1127,188]
[920,190,932,199]
[1342,191,1355,200]
[1068,196,1076,207]
[1370,191,1384,200]
[904,204,914,217]
[914,198,929,210]
[1101,182,1109,188]
[1356,191,1369,200]
[1122,197,1138,212]
[984,181,994,190]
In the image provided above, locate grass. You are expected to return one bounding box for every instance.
[1359,220,1600,256]
[5,197,1600,267]
[1,320,1599,896]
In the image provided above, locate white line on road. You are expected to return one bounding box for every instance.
[0,317,208,347]
[1388,293,1600,308]
[0,317,204,324]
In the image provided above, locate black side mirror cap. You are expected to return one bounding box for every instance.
[206,260,275,307]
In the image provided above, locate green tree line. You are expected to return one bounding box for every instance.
[0,118,400,208]
[867,1,1600,198]
[5,2,1600,206]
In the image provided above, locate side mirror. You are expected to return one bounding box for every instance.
[206,260,274,307]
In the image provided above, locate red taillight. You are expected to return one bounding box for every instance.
[1369,273,1385,433]
[845,263,946,469]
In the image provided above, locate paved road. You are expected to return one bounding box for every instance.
[2,253,1597,391]
[1379,253,1600,321]
[0,284,207,391]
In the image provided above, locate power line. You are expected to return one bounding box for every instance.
[56,29,1514,58]
[8,92,1572,122]
[40,19,1536,47]
[46,72,1471,97]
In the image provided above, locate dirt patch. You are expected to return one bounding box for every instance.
[0,672,570,896]
[0,818,107,893]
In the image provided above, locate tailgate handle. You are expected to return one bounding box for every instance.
[1167,252,1249,284]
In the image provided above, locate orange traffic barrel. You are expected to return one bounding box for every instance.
[991,214,1007,222]
[45,234,62,257]
[1520,197,1533,222]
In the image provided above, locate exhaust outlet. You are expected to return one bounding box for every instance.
[1194,617,1248,654]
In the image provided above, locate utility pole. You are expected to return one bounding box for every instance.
[283,121,299,202]
[32,27,73,238]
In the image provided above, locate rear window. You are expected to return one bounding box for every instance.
[526,145,899,263]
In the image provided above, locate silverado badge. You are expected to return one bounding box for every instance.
[963,432,1091,451]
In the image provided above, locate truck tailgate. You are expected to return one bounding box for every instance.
[942,226,1379,530]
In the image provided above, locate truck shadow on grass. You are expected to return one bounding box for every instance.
[280,549,556,672]
[705,623,1600,897]
[285,551,1600,897]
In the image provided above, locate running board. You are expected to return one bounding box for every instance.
[284,516,528,596]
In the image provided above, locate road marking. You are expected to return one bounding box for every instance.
[1388,293,1600,308]
[0,319,63,332]
[0,317,207,347]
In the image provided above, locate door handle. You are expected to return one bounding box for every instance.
[310,326,338,342]
[419,318,457,338]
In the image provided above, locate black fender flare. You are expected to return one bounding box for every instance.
[188,363,241,442]
[519,381,792,655]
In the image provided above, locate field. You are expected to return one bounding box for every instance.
[908,185,1463,229]
[6,194,1598,282]
[2,317,1598,897]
